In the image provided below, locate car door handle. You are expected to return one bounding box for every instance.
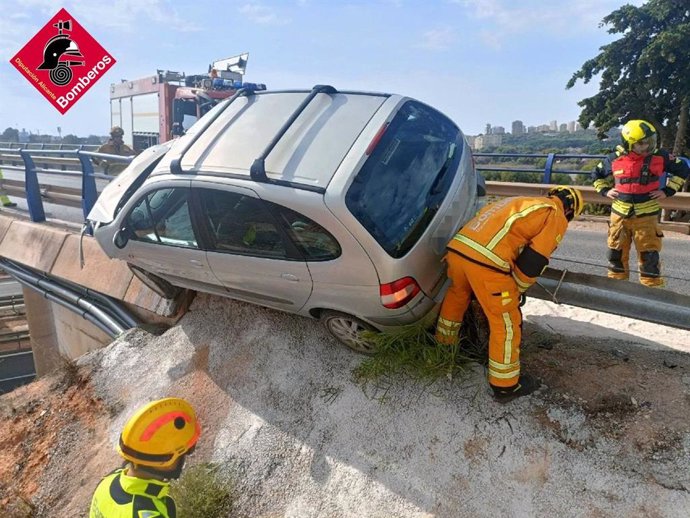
[189,259,204,268]
[280,273,299,282]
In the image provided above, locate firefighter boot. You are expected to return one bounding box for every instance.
[491,373,541,404]
[606,248,629,280]
[639,251,665,288]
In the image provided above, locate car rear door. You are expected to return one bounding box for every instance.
[191,181,313,312]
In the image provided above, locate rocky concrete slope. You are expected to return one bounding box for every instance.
[2,294,690,517]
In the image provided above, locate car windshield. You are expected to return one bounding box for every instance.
[345,100,462,258]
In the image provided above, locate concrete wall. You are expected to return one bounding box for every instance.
[0,214,190,372]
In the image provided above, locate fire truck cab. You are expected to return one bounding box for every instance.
[109,53,265,151]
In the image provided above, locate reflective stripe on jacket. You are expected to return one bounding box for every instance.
[447,196,568,292]
[90,469,176,518]
[592,150,690,218]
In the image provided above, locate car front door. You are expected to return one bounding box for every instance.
[192,182,313,312]
[120,184,226,295]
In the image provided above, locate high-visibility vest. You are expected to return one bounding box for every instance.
[89,469,176,518]
[612,153,664,194]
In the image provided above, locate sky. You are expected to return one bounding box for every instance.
[0,0,645,138]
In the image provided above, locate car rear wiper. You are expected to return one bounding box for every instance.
[394,205,439,256]
[429,143,456,196]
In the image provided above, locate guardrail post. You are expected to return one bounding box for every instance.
[19,150,45,222]
[77,150,98,221]
[543,153,556,184]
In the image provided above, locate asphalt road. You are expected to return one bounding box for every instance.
[0,350,35,393]
[550,227,690,296]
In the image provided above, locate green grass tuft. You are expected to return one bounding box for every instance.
[170,463,235,518]
[353,308,488,396]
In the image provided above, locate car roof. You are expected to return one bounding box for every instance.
[155,88,391,191]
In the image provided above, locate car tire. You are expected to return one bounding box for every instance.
[128,264,181,299]
[320,310,378,355]
[461,300,490,361]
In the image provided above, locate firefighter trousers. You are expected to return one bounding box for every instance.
[435,252,522,388]
[606,213,664,287]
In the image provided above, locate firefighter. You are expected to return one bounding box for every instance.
[592,120,689,287]
[435,186,583,403]
[95,126,135,175]
[90,397,201,518]
[0,167,16,207]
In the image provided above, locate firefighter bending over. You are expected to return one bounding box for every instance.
[90,398,201,517]
[435,186,583,403]
[592,120,689,287]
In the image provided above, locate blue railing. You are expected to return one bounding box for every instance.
[1,144,688,224]
[473,152,606,183]
[0,146,133,222]
[474,152,690,187]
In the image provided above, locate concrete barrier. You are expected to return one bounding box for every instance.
[0,214,192,369]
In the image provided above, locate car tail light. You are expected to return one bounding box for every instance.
[380,277,421,309]
[365,122,389,155]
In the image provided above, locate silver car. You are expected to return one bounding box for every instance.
[88,85,484,352]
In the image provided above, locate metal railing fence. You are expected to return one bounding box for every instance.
[0,144,132,222]
[0,143,689,225]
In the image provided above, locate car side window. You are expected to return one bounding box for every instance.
[198,189,287,258]
[126,188,198,248]
[274,206,341,261]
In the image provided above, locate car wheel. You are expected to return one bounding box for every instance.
[461,301,489,361]
[320,311,378,355]
[128,264,181,299]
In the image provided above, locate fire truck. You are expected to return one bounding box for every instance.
[109,53,266,151]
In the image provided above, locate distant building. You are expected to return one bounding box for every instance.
[18,129,30,143]
[464,135,477,149]
[473,133,503,150]
[512,120,525,135]
[559,123,568,132]
[550,120,558,131]
[493,126,505,135]
[537,124,551,132]
[527,126,537,134]
[485,123,492,135]
[567,121,576,133]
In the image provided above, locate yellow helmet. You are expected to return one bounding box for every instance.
[118,398,201,470]
[621,120,657,153]
[547,186,584,221]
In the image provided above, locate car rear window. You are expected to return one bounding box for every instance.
[345,100,463,258]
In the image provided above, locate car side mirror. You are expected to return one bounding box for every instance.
[114,227,129,249]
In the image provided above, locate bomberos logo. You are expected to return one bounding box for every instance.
[10,8,116,114]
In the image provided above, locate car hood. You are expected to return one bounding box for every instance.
[87,142,173,224]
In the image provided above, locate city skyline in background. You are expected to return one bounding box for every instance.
[1,1,644,138]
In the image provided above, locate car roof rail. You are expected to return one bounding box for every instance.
[170,87,255,175]
[250,84,337,183]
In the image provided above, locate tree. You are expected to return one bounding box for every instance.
[1,127,19,142]
[566,0,690,154]
[61,134,81,145]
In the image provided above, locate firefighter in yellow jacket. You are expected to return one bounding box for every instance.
[90,397,201,518]
[592,120,689,287]
[435,186,583,403]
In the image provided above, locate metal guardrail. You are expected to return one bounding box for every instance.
[0,144,133,222]
[474,151,690,184]
[0,143,689,224]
